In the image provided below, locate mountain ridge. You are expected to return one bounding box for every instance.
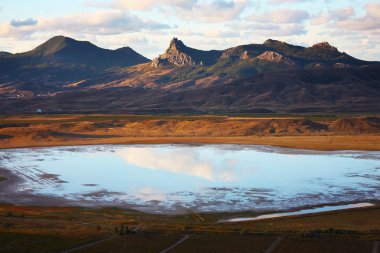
[0,35,379,114]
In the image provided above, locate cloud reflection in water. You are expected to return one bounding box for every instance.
[116,147,237,182]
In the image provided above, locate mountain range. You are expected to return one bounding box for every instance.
[0,36,379,114]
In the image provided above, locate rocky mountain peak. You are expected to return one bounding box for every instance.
[256,51,295,65]
[168,37,185,50]
[312,42,337,51]
[152,38,205,67]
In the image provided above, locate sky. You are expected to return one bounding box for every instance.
[0,0,379,60]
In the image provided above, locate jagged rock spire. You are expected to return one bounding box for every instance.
[152,37,201,67]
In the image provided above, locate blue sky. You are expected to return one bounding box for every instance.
[0,0,379,60]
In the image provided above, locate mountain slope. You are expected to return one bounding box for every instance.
[20,36,149,67]
[0,36,379,114]
[0,36,149,94]
[1,65,379,114]
[60,37,377,92]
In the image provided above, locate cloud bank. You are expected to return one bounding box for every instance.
[0,0,379,60]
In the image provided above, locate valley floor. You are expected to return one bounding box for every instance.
[1,114,380,252]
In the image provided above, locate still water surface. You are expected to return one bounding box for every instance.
[1,145,379,213]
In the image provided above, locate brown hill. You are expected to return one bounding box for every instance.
[1,116,379,150]
[329,117,380,133]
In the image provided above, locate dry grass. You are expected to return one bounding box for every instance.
[271,237,373,253]
[0,115,379,150]
[0,204,379,252]
[1,134,379,151]
[70,234,182,253]
[167,234,275,253]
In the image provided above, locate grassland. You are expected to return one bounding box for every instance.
[0,204,379,253]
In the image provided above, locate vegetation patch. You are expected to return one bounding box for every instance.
[50,131,119,139]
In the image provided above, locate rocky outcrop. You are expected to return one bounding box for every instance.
[151,57,168,68]
[311,42,337,51]
[152,37,222,67]
[152,38,201,67]
[240,51,250,60]
[334,62,350,68]
[220,48,236,59]
[255,51,295,65]
[310,63,326,69]
[263,39,287,46]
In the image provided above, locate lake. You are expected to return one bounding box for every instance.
[0,145,379,213]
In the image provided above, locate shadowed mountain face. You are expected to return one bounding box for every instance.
[0,36,379,114]
[23,36,149,66]
[0,36,149,93]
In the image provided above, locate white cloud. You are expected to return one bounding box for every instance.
[312,7,354,25]
[86,0,198,10]
[335,4,380,32]
[248,9,309,24]
[175,0,249,22]
[237,8,310,38]
[11,18,38,27]
[269,0,308,2]
[206,29,240,38]
[0,10,169,38]
[313,3,380,32]
[87,0,248,22]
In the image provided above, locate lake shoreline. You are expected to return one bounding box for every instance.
[0,169,378,218]
[219,203,376,223]
[1,135,380,151]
